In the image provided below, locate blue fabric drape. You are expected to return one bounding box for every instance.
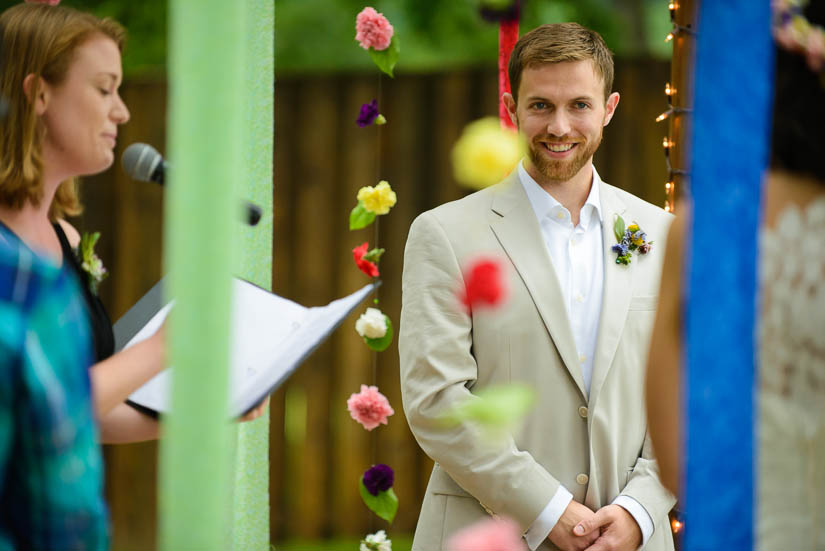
[684,2,773,549]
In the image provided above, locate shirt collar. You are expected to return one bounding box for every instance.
[517,160,604,230]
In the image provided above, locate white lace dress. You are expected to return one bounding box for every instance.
[758,197,825,551]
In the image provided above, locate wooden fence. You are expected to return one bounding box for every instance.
[77,61,669,549]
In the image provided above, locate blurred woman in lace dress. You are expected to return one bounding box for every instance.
[644,1,825,549]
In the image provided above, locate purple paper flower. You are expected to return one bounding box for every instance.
[357,99,380,127]
[362,464,394,496]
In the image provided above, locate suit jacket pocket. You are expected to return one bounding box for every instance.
[628,295,658,311]
[429,465,472,497]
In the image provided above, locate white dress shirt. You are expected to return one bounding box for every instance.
[516,161,654,550]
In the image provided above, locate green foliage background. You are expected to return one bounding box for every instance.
[1,0,671,77]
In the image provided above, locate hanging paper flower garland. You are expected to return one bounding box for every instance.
[347,384,395,431]
[361,530,392,551]
[356,307,394,352]
[353,242,382,277]
[349,8,401,541]
[357,99,387,127]
[350,180,397,229]
[359,464,398,523]
[355,6,400,77]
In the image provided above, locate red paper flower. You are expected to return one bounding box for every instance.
[353,242,380,277]
[460,257,507,311]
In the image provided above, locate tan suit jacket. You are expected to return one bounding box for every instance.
[399,172,676,551]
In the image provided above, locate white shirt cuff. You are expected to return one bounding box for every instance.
[612,495,654,549]
[524,486,573,550]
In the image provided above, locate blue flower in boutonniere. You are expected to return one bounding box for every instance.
[611,215,653,265]
[76,231,108,295]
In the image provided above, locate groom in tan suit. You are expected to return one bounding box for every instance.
[399,23,675,551]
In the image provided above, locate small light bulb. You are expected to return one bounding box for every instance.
[665,83,674,96]
[663,137,673,149]
[671,518,683,533]
[666,32,674,42]
[665,181,673,190]
[656,111,669,122]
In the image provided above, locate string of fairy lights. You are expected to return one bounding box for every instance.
[657,1,695,214]
[662,1,693,540]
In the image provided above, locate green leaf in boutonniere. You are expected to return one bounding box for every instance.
[77,231,108,295]
[613,214,626,243]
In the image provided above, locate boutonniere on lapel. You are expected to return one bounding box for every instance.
[611,215,652,265]
[75,231,108,295]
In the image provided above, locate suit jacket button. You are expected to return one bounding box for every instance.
[576,473,589,485]
[578,406,588,418]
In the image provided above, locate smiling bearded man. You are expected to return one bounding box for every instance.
[399,23,676,551]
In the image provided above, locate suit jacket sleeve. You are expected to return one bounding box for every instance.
[399,211,560,531]
[621,432,677,533]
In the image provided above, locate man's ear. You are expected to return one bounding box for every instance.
[603,91,620,127]
[502,92,518,128]
[22,74,49,116]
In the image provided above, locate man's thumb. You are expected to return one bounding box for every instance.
[574,510,608,536]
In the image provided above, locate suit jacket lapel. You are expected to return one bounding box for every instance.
[589,182,633,406]
[488,174,587,400]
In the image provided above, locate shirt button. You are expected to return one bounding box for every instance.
[555,212,565,220]
[576,473,589,485]
[575,293,585,303]
[578,406,588,419]
[578,354,586,364]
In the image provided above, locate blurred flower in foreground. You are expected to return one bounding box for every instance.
[347,384,394,430]
[452,117,523,190]
[360,529,392,551]
[459,257,508,312]
[447,516,526,551]
[355,6,394,51]
[441,384,535,443]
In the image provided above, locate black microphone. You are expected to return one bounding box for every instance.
[121,142,263,226]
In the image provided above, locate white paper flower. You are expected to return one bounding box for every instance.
[355,308,388,339]
[360,529,392,551]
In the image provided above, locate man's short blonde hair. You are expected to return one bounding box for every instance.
[508,22,614,103]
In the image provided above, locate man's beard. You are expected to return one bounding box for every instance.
[527,130,602,183]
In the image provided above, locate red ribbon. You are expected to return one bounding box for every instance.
[498,20,519,130]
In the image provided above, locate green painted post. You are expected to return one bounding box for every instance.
[159,2,246,549]
[232,0,274,548]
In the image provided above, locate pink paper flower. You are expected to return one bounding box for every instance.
[447,517,526,551]
[347,384,394,431]
[355,7,394,51]
[459,257,508,312]
[25,0,61,4]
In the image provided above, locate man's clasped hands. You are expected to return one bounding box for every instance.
[549,502,642,551]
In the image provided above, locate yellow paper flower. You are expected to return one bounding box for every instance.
[357,180,397,215]
[451,117,524,190]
